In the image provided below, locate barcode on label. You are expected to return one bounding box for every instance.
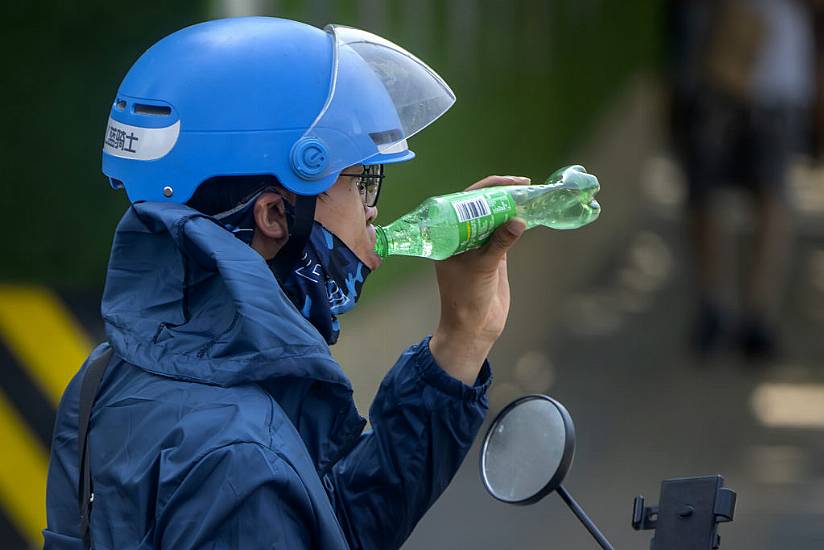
[453,197,491,222]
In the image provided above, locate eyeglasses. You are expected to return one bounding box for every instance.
[340,164,385,207]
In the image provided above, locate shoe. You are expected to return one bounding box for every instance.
[738,316,778,362]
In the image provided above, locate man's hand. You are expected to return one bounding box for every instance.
[429,175,529,385]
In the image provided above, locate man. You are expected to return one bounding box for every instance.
[44,17,528,549]
[668,0,815,359]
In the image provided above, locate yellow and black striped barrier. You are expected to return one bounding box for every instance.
[0,285,94,548]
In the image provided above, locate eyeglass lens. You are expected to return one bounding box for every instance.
[355,165,383,207]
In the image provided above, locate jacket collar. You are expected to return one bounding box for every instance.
[102,202,353,390]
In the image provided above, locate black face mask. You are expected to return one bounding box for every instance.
[277,222,370,345]
[213,192,369,345]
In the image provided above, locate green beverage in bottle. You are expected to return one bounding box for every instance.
[374,165,601,260]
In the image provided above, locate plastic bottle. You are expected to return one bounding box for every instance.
[374,165,601,260]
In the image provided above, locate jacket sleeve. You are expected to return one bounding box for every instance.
[155,442,317,549]
[324,336,492,550]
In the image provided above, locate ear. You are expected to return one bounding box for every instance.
[253,192,288,239]
[251,192,289,259]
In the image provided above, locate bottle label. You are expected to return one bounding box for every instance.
[450,190,517,253]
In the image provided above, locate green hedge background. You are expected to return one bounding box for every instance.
[0,0,661,292]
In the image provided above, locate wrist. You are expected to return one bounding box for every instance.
[429,326,494,386]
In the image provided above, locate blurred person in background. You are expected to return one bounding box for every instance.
[44,17,528,549]
[668,0,816,360]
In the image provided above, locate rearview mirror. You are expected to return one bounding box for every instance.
[480,394,575,504]
[481,394,615,550]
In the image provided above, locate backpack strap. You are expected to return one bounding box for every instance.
[77,346,113,547]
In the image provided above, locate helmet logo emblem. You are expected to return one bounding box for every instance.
[291,138,329,180]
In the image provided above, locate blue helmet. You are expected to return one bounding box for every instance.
[102,17,455,203]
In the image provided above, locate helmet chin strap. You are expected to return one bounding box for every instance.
[270,194,317,283]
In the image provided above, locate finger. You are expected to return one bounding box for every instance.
[464,175,531,192]
[481,218,526,265]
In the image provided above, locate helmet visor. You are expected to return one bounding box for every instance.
[298,25,455,179]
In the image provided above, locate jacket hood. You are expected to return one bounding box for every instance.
[102,202,352,389]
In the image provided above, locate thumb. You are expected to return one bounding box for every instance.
[483,217,526,262]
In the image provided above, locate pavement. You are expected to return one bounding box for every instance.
[333,77,824,549]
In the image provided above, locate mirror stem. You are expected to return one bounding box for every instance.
[556,485,615,550]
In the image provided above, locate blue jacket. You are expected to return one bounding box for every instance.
[44,202,491,549]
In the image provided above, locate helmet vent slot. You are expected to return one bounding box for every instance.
[369,129,403,145]
[134,103,172,116]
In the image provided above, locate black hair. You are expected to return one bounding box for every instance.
[186,174,280,216]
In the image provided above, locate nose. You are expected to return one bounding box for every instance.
[365,204,378,224]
